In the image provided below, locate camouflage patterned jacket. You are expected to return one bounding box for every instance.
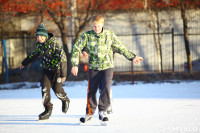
[22,33,67,77]
[71,29,136,71]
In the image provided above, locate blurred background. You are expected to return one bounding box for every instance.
[0,0,200,84]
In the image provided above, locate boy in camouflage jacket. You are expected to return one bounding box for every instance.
[71,15,143,123]
[20,23,70,120]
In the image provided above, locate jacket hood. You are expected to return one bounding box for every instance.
[48,33,54,38]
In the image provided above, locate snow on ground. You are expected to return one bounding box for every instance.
[0,81,200,133]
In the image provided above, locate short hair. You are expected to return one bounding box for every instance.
[90,15,104,25]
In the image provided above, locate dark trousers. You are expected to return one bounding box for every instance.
[86,68,113,115]
[41,69,67,108]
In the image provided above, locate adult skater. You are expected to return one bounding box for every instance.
[20,23,70,120]
[71,15,143,123]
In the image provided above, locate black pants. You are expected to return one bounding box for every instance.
[41,69,67,108]
[86,68,113,115]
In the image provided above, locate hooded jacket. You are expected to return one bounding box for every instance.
[22,33,67,77]
[71,29,136,71]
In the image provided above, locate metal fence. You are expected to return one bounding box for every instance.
[1,21,200,75]
[1,30,200,74]
[113,30,200,73]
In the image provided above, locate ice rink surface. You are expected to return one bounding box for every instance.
[0,81,200,133]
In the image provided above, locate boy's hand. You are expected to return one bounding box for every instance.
[20,64,24,70]
[61,77,66,83]
[82,51,88,58]
[71,66,78,76]
[133,57,143,64]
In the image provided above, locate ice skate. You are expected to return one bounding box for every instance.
[39,107,53,120]
[80,114,92,124]
[62,97,70,113]
[99,111,109,126]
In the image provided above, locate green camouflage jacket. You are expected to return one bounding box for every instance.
[22,33,67,77]
[71,29,136,71]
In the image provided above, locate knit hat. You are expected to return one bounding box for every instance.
[35,23,48,37]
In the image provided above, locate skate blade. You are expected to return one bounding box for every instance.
[79,120,92,125]
[79,121,86,125]
[79,119,91,125]
[79,117,92,125]
[38,119,48,121]
[101,121,108,126]
[38,117,50,121]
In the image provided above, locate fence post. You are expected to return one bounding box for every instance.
[2,40,9,83]
[172,28,175,72]
[131,62,134,85]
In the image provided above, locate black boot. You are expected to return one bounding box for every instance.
[62,96,70,113]
[39,106,53,120]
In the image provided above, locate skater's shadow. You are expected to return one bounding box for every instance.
[0,115,82,126]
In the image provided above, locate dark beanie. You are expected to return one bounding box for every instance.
[35,23,48,37]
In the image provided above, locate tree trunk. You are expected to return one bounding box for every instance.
[155,11,163,73]
[148,9,162,73]
[181,0,192,74]
[47,7,72,77]
[1,45,5,75]
[60,29,71,77]
[70,0,79,45]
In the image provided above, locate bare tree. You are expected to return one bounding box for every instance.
[46,0,71,74]
[143,0,165,73]
[170,0,200,74]
[73,0,101,43]
[180,0,192,74]
[129,0,168,73]
[73,0,129,42]
[147,9,163,73]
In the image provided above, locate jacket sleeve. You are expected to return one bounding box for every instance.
[71,33,87,67]
[111,32,136,61]
[52,38,67,77]
[60,60,67,77]
[21,46,40,66]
